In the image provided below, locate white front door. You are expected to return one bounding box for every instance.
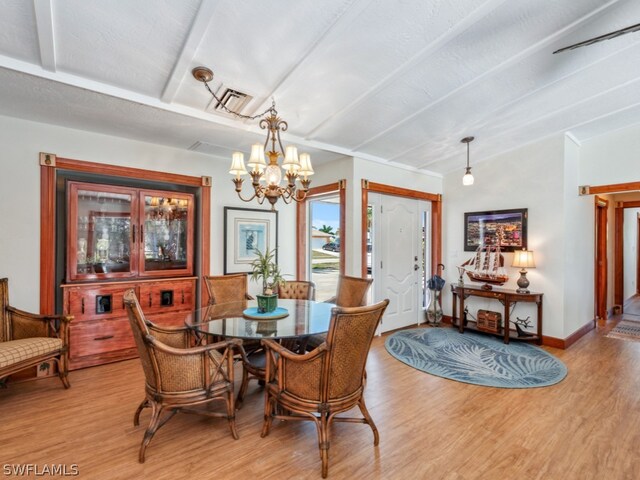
[372,194,430,333]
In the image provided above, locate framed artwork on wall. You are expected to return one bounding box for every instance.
[224,207,278,274]
[464,208,528,252]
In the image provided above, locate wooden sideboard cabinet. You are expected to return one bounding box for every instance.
[61,277,196,369]
[451,284,543,345]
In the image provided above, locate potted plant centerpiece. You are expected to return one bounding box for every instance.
[250,248,285,313]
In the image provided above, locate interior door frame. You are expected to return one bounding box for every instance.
[594,196,609,322]
[613,200,640,309]
[39,153,211,314]
[361,180,441,277]
[296,180,346,280]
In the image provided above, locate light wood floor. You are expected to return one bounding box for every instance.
[2,321,640,480]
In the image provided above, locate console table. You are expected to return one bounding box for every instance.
[451,284,543,345]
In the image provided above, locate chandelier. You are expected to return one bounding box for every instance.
[192,66,313,210]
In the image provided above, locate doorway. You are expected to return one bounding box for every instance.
[369,193,430,332]
[308,195,342,301]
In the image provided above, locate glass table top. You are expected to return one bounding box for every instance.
[183,299,336,340]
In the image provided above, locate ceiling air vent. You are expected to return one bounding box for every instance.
[206,84,253,117]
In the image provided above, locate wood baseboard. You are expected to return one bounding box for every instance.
[542,320,595,349]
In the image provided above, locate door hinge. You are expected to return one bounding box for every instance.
[380,260,383,269]
[380,205,383,213]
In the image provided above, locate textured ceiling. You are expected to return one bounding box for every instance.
[0,0,639,174]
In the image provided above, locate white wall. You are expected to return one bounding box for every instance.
[442,135,567,338]
[623,208,640,301]
[579,123,640,185]
[0,115,297,309]
[562,137,596,336]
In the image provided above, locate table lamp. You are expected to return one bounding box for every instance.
[512,249,535,293]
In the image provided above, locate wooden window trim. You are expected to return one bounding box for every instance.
[40,155,211,314]
[296,181,346,280]
[360,180,442,277]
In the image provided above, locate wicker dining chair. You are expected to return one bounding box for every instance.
[123,290,240,463]
[261,299,389,478]
[277,280,316,301]
[325,274,373,307]
[203,273,254,305]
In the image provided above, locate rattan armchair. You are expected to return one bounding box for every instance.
[261,299,389,478]
[0,278,71,389]
[277,280,316,301]
[325,274,373,307]
[124,290,240,463]
[203,273,254,304]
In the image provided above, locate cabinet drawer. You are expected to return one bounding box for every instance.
[65,284,134,322]
[138,279,195,314]
[69,318,135,359]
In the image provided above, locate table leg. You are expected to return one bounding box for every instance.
[452,291,458,327]
[458,293,465,333]
[504,299,510,344]
[537,299,543,345]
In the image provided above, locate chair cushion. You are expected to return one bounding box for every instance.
[0,337,63,368]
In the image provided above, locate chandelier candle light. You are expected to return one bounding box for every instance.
[193,66,313,210]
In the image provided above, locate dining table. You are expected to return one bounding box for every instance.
[182,298,336,344]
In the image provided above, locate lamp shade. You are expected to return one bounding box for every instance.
[298,152,314,177]
[462,171,474,186]
[229,152,248,176]
[247,144,266,170]
[512,249,535,268]
[282,145,300,172]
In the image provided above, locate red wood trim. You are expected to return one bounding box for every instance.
[594,196,608,321]
[366,181,440,202]
[361,183,369,277]
[586,181,640,195]
[614,206,624,307]
[56,158,202,186]
[339,180,346,276]
[295,182,343,280]
[432,197,442,276]
[621,200,640,208]
[201,185,211,306]
[40,165,56,315]
[541,336,565,349]
[637,216,640,296]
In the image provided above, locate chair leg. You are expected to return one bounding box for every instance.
[134,399,150,426]
[319,412,330,478]
[139,402,162,463]
[260,394,275,438]
[226,390,239,440]
[58,355,70,389]
[358,396,379,446]
[237,367,249,409]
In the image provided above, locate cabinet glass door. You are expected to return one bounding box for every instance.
[67,183,138,281]
[139,191,193,276]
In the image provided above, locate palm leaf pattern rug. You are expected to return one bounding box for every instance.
[385,327,567,388]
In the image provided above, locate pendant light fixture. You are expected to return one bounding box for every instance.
[461,136,475,186]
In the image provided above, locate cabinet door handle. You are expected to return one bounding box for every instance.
[140,225,144,243]
[148,292,152,307]
[132,225,136,243]
[94,335,114,341]
[81,298,85,314]
[182,290,185,304]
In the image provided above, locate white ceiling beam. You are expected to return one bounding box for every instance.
[388,38,640,163]
[351,0,622,152]
[304,0,507,138]
[33,0,56,72]
[161,0,220,103]
[244,0,374,118]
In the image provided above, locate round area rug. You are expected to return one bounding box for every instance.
[385,327,567,388]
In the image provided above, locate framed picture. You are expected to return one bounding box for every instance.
[464,208,528,252]
[224,207,278,274]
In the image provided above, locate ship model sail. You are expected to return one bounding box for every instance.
[461,244,509,285]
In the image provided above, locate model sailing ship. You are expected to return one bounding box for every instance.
[460,226,509,287]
